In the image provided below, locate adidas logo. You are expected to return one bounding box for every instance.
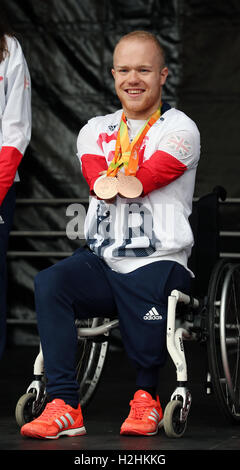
[148,407,160,423]
[143,307,162,321]
[55,412,75,430]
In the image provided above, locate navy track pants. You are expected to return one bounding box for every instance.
[35,247,191,407]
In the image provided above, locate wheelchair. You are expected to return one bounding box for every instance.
[15,187,240,438]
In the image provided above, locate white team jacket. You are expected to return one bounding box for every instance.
[77,107,200,274]
[0,35,31,205]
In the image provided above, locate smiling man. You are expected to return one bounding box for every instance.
[112,32,168,120]
[21,31,200,440]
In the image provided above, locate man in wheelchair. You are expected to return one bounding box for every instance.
[21,31,200,439]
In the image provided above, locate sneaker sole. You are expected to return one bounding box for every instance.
[22,426,86,439]
[46,426,87,439]
[120,419,163,436]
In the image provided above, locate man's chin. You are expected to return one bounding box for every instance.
[121,102,147,119]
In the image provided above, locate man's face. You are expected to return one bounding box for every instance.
[112,38,168,120]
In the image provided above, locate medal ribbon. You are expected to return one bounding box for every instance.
[107,107,161,177]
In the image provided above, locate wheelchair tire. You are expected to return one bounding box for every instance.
[76,317,110,409]
[207,259,240,423]
[15,393,37,427]
[163,400,187,438]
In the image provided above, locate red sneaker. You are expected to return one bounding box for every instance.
[21,398,86,439]
[120,390,163,436]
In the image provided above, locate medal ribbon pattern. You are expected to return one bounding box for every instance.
[107,107,161,177]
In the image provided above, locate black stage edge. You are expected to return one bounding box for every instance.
[1,344,240,462]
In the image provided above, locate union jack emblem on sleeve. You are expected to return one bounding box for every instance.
[166,134,192,158]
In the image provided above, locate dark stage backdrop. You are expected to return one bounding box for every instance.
[2,0,240,344]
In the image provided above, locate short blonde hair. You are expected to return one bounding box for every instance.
[113,30,166,69]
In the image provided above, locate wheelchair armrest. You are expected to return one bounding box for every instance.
[170,290,199,309]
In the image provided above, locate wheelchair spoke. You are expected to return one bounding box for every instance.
[219,265,240,405]
[207,260,240,422]
[75,317,110,408]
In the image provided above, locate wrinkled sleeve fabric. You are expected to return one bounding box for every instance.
[136,129,200,196]
[0,37,31,206]
[77,122,108,194]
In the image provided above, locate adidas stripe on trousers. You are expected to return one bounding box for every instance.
[35,247,191,408]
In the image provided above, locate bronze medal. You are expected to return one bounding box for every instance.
[94,176,118,200]
[117,174,143,198]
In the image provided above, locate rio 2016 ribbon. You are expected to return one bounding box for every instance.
[95,107,161,199]
[108,106,161,177]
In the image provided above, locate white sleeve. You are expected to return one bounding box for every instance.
[76,121,108,193]
[158,128,200,169]
[77,120,105,164]
[2,38,31,153]
[0,38,31,205]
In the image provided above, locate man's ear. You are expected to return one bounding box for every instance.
[160,67,168,85]
[111,68,115,79]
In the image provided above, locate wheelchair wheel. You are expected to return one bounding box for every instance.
[164,400,187,438]
[15,393,38,427]
[207,259,240,423]
[76,317,110,408]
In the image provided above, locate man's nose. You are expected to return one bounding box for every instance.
[127,69,140,83]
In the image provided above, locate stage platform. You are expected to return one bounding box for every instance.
[0,342,240,461]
